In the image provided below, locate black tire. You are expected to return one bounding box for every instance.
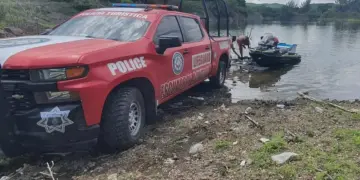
[98,87,146,152]
[210,61,227,88]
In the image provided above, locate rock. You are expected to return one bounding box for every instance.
[107,173,118,180]
[245,107,252,114]
[228,155,236,161]
[174,102,183,106]
[88,162,96,168]
[0,30,6,38]
[92,166,104,173]
[220,104,229,111]
[189,96,204,101]
[247,158,253,165]
[240,160,246,166]
[315,107,324,113]
[0,176,10,180]
[231,127,241,133]
[4,27,24,36]
[276,104,285,109]
[172,153,178,160]
[271,152,298,165]
[164,158,175,165]
[260,138,270,143]
[0,149,4,157]
[169,102,183,108]
[204,121,210,124]
[189,143,204,154]
[221,104,226,108]
[197,116,204,120]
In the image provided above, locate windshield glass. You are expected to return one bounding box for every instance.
[49,15,150,42]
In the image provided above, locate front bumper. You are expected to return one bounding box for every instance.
[0,71,100,153]
[12,104,100,153]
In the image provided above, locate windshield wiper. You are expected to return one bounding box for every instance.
[85,35,98,39]
[84,35,121,42]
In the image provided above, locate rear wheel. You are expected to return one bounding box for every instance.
[98,87,146,152]
[210,61,227,88]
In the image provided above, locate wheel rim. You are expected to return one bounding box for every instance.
[219,66,226,84]
[128,102,142,136]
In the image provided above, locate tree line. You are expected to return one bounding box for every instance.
[247,0,360,22]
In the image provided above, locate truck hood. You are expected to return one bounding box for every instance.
[0,35,122,69]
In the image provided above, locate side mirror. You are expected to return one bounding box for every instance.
[156,36,182,54]
[40,28,52,35]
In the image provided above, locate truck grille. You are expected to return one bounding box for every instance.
[1,69,30,81]
[4,91,36,112]
[1,69,35,112]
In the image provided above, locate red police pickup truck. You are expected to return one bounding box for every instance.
[0,3,232,157]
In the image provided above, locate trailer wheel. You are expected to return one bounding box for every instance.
[210,61,227,88]
[98,87,146,152]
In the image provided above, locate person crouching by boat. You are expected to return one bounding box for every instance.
[236,35,250,59]
[260,34,279,48]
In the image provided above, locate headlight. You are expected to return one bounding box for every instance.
[30,66,88,82]
[34,91,80,104]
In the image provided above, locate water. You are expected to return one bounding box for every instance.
[225,22,360,102]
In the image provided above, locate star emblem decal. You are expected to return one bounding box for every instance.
[36,107,74,133]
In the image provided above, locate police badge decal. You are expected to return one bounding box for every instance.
[172,52,184,75]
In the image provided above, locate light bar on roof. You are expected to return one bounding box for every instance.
[112,3,179,11]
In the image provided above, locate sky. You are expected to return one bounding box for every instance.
[247,0,335,4]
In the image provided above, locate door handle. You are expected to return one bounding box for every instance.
[183,49,189,54]
[205,46,210,50]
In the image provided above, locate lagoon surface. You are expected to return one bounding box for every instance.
[225,23,360,101]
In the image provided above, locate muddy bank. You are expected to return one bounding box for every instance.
[1,84,360,180]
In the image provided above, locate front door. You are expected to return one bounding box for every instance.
[152,15,192,102]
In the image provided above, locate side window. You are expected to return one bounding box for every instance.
[153,16,183,45]
[178,17,204,43]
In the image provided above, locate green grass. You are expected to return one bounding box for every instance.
[351,113,360,120]
[334,129,360,148]
[214,140,231,150]
[248,129,360,179]
[277,164,297,179]
[347,18,360,23]
[251,131,287,168]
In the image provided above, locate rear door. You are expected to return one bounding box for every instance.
[177,15,212,85]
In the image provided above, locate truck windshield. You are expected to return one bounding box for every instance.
[48,15,150,42]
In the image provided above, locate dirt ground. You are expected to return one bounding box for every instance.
[1,82,360,180]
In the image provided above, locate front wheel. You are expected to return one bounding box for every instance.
[98,87,146,153]
[209,61,227,88]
